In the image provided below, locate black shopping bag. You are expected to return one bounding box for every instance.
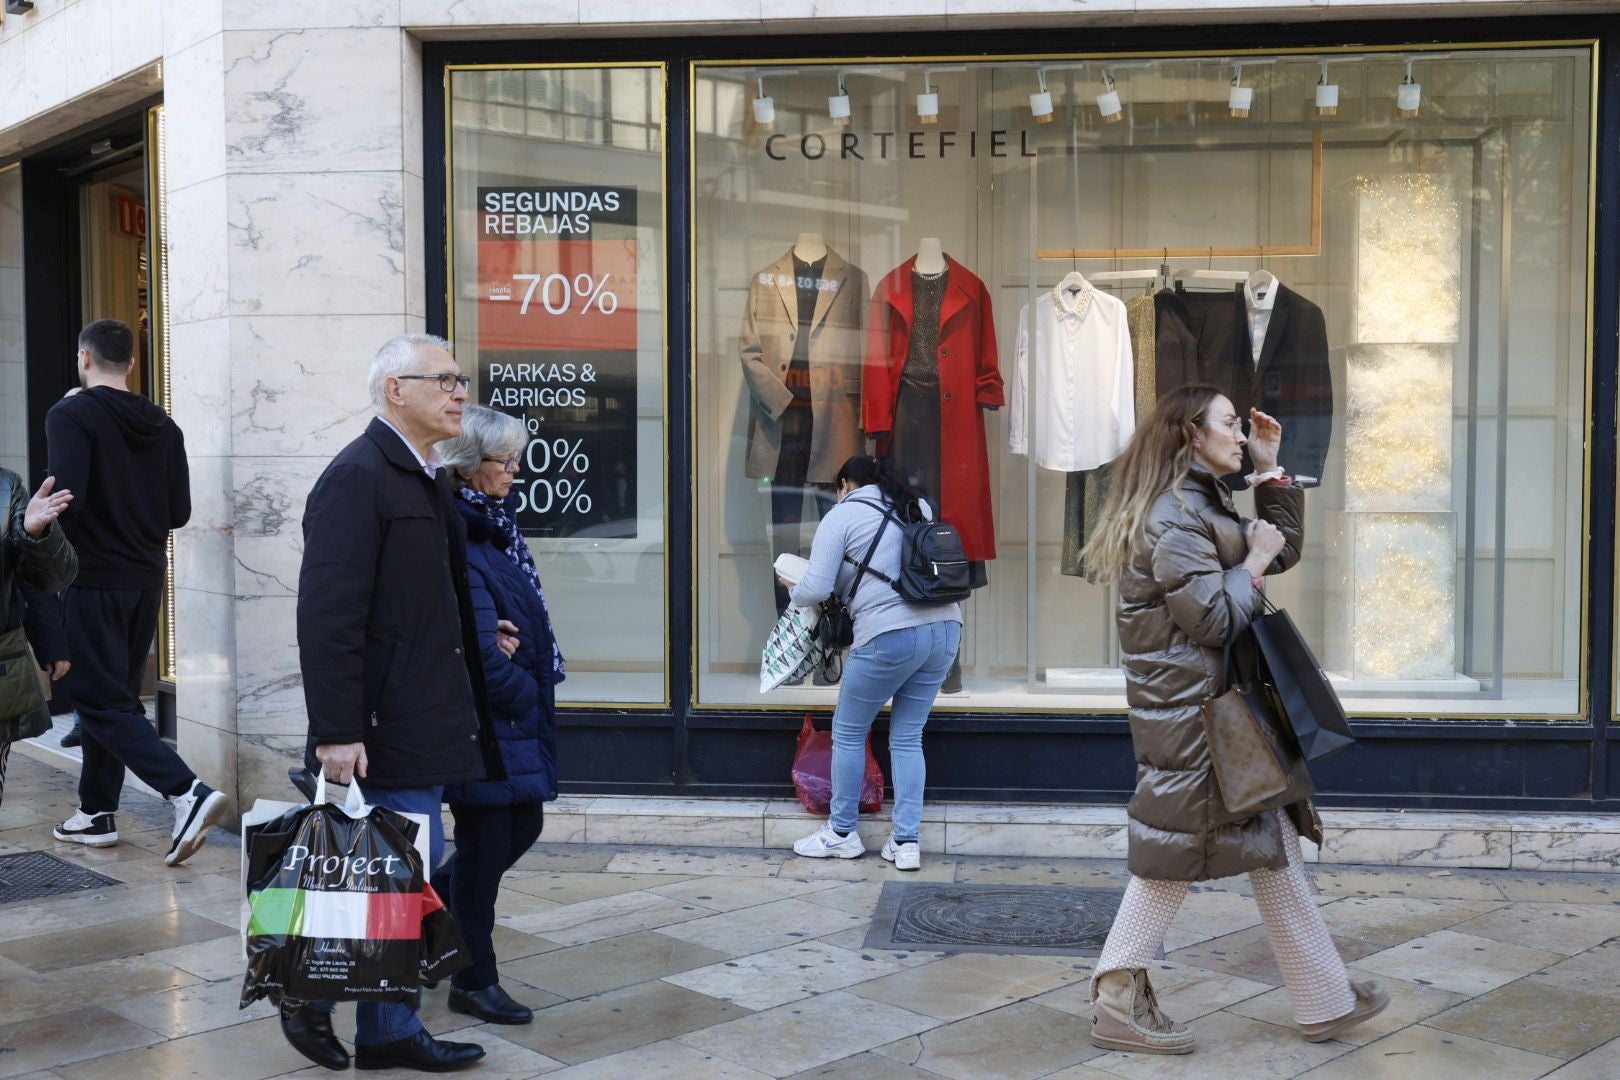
[1250,596,1356,761]
[240,777,467,1007]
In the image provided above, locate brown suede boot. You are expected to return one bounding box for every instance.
[1090,969,1196,1055]
[1299,979,1390,1043]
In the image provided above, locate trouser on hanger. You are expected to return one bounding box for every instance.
[1092,813,1356,1025]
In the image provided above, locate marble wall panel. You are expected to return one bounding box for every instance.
[404,171,425,320]
[162,0,226,56]
[230,455,330,601]
[169,316,232,458]
[164,33,229,194]
[173,452,235,597]
[226,171,407,317]
[175,585,237,734]
[228,314,388,458]
[402,32,423,181]
[224,0,400,30]
[166,177,233,325]
[399,0,579,24]
[176,716,240,816]
[223,27,405,175]
[234,594,305,736]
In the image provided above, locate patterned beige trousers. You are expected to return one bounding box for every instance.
[1092,812,1356,1025]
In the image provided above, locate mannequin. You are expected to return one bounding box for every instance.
[793,232,829,263]
[915,237,946,276]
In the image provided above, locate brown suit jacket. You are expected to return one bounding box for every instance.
[739,248,867,482]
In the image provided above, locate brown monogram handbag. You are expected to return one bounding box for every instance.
[1201,631,1315,816]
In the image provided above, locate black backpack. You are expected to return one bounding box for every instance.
[843,498,973,604]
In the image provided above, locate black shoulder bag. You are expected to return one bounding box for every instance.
[816,509,892,653]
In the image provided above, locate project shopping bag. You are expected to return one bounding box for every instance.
[1250,595,1357,761]
[240,776,467,1007]
[790,714,885,815]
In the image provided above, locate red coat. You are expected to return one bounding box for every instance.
[863,255,1005,560]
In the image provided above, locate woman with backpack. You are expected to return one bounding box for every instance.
[785,455,961,871]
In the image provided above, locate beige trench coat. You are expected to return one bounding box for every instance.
[1117,469,1318,882]
[739,248,867,483]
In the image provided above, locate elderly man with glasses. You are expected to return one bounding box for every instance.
[285,334,507,1073]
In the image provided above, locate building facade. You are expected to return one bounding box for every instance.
[2,0,1617,814]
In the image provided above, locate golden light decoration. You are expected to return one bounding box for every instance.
[1343,344,1452,511]
[1348,514,1455,679]
[1354,174,1462,345]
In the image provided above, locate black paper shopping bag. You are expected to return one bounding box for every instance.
[1250,597,1357,761]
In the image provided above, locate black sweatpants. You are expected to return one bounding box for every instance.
[446,801,546,990]
[63,587,195,813]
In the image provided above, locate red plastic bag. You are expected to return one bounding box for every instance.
[791,713,885,815]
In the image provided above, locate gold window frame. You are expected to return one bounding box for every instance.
[443,61,673,711]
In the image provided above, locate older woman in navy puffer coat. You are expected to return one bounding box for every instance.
[434,405,563,1027]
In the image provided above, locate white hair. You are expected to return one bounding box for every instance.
[438,404,529,479]
[368,333,453,409]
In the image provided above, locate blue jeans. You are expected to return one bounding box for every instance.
[309,785,444,1047]
[830,621,960,842]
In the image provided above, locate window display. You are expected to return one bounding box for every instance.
[448,64,668,705]
[693,46,1593,716]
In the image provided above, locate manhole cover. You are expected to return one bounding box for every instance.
[0,851,122,905]
[865,882,1123,956]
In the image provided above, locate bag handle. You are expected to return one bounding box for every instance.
[312,771,369,818]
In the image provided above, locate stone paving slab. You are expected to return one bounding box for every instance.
[3,752,1620,1079]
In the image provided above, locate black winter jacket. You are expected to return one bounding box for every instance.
[2,467,78,740]
[297,420,504,788]
[45,387,190,589]
[443,498,559,809]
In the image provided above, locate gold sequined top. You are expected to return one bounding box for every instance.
[1126,290,1157,421]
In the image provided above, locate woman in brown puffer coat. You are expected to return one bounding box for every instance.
[1077,384,1386,1056]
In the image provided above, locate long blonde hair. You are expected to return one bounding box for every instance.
[1079,383,1224,583]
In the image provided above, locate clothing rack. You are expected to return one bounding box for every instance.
[1034,128,1323,261]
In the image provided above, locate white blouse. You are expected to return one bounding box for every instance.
[1008,279,1136,472]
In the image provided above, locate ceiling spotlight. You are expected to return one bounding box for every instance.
[917,72,940,125]
[828,72,851,126]
[752,77,774,128]
[1397,60,1421,118]
[1228,63,1252,119]
[1097,70,1122,124]
[1315,61,1339,117]
[1030,70,1054,125]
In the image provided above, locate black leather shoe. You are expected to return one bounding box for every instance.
[355,1031,484,1072]
[280,1003,350,1071]
[448,983,533,1025]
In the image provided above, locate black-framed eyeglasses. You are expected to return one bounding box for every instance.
[396,373,471,393]
[482,455,520,472]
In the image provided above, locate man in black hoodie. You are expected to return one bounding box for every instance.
[45,319,227,866]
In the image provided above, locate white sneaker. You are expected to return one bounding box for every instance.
[881,835,921,871]
[167,780,228,866]
[54,809,119,847]
[793,821,865,859]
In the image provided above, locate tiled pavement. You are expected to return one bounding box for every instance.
[3,751,1620,1079]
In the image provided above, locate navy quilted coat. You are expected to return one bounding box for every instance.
[443,498,559,808]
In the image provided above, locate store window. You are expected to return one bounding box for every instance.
[693,46,1593,717]
[448,64,669,705]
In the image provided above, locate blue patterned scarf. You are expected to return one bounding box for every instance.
[457,486,566,682]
